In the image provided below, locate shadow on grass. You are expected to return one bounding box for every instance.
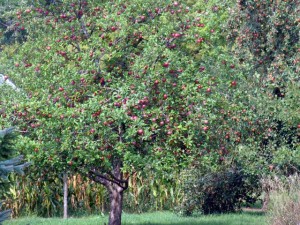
[241,211,266,216]
[127,212,266,225]
[124,223,228,225]
[188,210,266,218]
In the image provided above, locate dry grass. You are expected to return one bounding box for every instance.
[262,174,300,225]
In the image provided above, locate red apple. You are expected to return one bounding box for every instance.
[163,62,169,68]
[172,33,181,38]
[111,26,117,32]
[203,126,209,132]
[60,14,67,19]
[137,129,144,135]
[199,66,205,72]
[196,38,204,43]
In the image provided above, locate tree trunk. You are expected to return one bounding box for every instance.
[89,166,128,225]
[63,172,68,219]
[108,186,123,225]
[88,124,128,225]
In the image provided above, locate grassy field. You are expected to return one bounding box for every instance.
[4,211,266,225]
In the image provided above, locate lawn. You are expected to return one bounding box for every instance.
[4,211,266,225]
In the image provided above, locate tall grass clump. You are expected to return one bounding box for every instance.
[263,174,300,225]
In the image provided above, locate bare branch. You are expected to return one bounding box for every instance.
[89,169,128,191]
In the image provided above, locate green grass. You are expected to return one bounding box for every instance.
[4,211,266,225]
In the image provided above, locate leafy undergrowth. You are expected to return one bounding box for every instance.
[4,211,266,225]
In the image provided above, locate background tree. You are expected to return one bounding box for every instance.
[226,0,300,173]
[0,0,28,48]
[176,0,300,215]
[227,0,300,209]
[0,127,30,224]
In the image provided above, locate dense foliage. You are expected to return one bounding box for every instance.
[0,0,298,223]
[227,0,300,175]
[0,0,28,47]
[0,0,245,223]
[175,0,300,215]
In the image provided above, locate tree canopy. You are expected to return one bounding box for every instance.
[0,0,298,224]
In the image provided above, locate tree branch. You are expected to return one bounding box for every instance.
[89,169,128,191]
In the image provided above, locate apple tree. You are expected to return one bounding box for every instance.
[0,0,28,47]
[226,0,300,209]
[0,0,257,223]
[227,0,300,173]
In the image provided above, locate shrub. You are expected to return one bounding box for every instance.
[178,166,260,216]
[265,174,300,225]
